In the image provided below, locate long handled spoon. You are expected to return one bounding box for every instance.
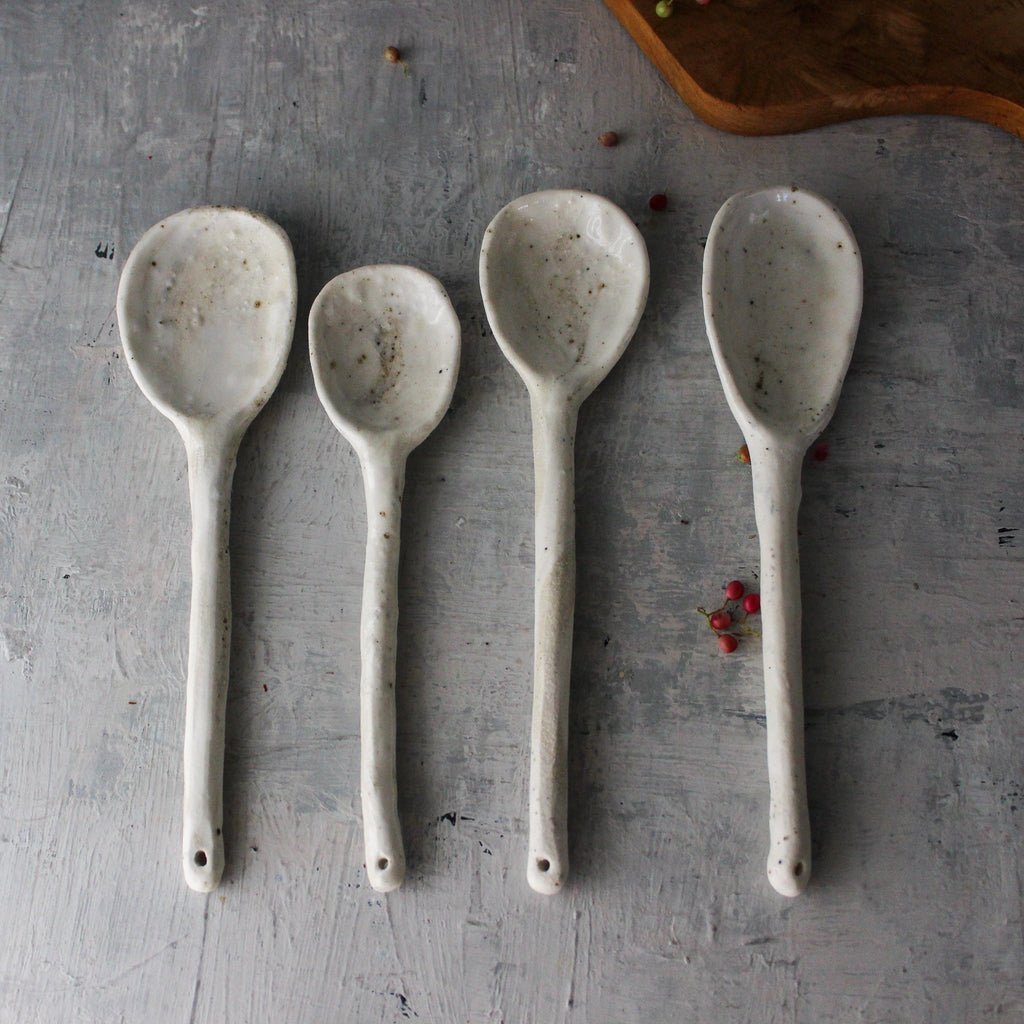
[480,190,649,893]
[702,186,862,895]
[309,265,460,893]
[116,206,297,890]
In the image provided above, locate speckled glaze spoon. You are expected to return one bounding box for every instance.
[116,206,296,891]
[480,190,649,894]
[309,265,460,893]
[702,186,862,896]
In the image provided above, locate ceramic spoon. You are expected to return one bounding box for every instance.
[702,186,862,896]
[309,265,460,893]
[480,190,649,894]
[116,206,296,891]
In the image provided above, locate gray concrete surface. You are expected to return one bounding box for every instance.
[1,2,1022,1021]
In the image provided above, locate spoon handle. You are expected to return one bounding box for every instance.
[526,392,579,895]
[750,443,812,896]
[181,433,237,892]
[356,450,408,893]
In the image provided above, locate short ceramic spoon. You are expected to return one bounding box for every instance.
[480,190,649,894]
[116,206,296,891]
[309,265,460,893]
[702,186,862,896]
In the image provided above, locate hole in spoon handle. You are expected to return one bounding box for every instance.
[183,823,224,892]
[528,842,566,895]
[767,839,810,897]
[365,837,406,893]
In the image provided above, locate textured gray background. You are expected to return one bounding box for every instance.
[1,2,1022,1021]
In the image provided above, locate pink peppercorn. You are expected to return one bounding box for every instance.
[710,610,732,631]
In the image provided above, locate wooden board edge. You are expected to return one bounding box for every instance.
[601,0,1024,140]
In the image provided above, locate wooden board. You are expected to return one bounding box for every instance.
[603,0,1024,138]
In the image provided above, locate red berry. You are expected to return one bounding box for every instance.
[743,593,760,614]
[724,580,744,601]
[710,610,732,631]
[598,131,619,147]
[649,193,668,211]
[718,634,738,653]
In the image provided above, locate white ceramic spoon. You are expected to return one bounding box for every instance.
[480,190,649,894]
[116,206,296,891]
[309,265,460,893]
[702,186,862,896]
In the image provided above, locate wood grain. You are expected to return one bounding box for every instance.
[603,0,1024,138]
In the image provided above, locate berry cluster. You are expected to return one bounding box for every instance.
[698,580,761,653]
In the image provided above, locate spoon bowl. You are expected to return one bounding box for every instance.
[481,189,648,401]
[117,205,296,891]
[118,206,295,429]
[703,186,862,896]
[310,266,460,456]
[309,265,460,893]
[704,186,862,442]
[480,190,648,894]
